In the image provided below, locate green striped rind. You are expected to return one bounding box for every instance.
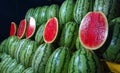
[20,40,38,67]
[33,7,41,25]
[0,38,8,52]
[3,59,17,73]
[37,6,48,25]
[75,36,83,50]
[14,39,30,63]
[103,18,120,63]
[25,8,34,22]
[59,22,78,49]
[68,48,102,73]
[93,0,117,21]
[32,43,54,73]
[11,64,25,73]
[9,39,20,58]
[46,4,59,20]
[0,53,10,61]
[59,0,75,27]
[45,47,70,73]
[22,67,33,73]
[73,0,95,24]
[35,23,45,44]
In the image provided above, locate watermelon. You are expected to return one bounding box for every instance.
[59,0,75,27]
[76,36,83,50]
[79,12,108,50]
[25,8,34,22]
[37,6,48,25]
[11,64,25,73]
[26,17,36,39]
[10,22,17,36]
[59,22,78,49]
[43,17,58,43]
[17,19,27,39]
[73,0,95,24]
[68,48,102,73]
[35,23,45,44]
[45,47,70,73]
[22,67,33,73]
[103,17,120,63]
[32,43,54,73]
[46,4,59,20]
[93,0,117,21]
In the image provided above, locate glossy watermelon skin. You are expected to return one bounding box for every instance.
[25,8,34,22]
[68,48,102,73]
[37,6,48,26]
[73,0,95,24]
[46,4,59,20]
[22,67,33,73]
[45,47,70,73]
[59,0,75,28]
[35,23,45,45]
[32,43,54,73]
[103,17,120,63]
[93,0,117,21]
[59,22,78,49]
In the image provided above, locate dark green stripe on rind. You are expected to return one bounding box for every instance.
[103,18,120,63]
[59,0,75,28]
[73,0,94,24]
[68,48,102,73]
[45,47,70,73]
[32,43,53,73]
[22,67,33,73]
[59,22,78,49]
[11,64,25,73]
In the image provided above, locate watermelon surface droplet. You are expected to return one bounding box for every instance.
[43,17,58,43]
[26,17,36,39]
[10,22,17,36]
[79,12,108,50]
[17,19,27,39]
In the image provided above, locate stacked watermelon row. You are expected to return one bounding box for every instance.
[0,0,120,73]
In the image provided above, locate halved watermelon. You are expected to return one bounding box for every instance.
[26,17,36,39]
[17,19,27,39]
[43,17,58,43]
[79,12,108,50]
[10,22,17,36]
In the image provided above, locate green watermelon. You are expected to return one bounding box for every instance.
[43,17,58,44]
[73,0,95,24]
[79,12,108,50]
[59,22,78,49]
[11,64,25,73]
[103,17,120,63]
[59,0,75,27]
[22,67,33,73]
[46,4,59,20]
[25,8,34,22]
[32,43,54,73]
[45,47,70,73]
[68,48,102,73]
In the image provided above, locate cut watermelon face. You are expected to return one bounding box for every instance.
[79,12,108,50]
[26,17,36,39]
[17,19,26,39]
[10,22,17,36]
[43,17,58,43]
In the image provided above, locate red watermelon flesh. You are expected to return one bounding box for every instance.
[79,12,108,50]
[17,19,26,39]
[10,22,16,36]
[26,17,36,39]
[43,17,58,43]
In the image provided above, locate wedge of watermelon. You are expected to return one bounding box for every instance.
[79,12,108,50]
[10,22,17,36]
[17,19,27,39]
[26,17,36,39]
[43,17,58,43]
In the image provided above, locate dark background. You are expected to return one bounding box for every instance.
[0,0,64,43]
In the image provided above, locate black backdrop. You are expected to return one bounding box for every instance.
[0,0,64,43]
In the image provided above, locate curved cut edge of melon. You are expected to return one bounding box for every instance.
[10,22,17,36]
[17,19,27,39]
[43,17,58,43]
[26,17,36,39]
[79,11,108,50]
